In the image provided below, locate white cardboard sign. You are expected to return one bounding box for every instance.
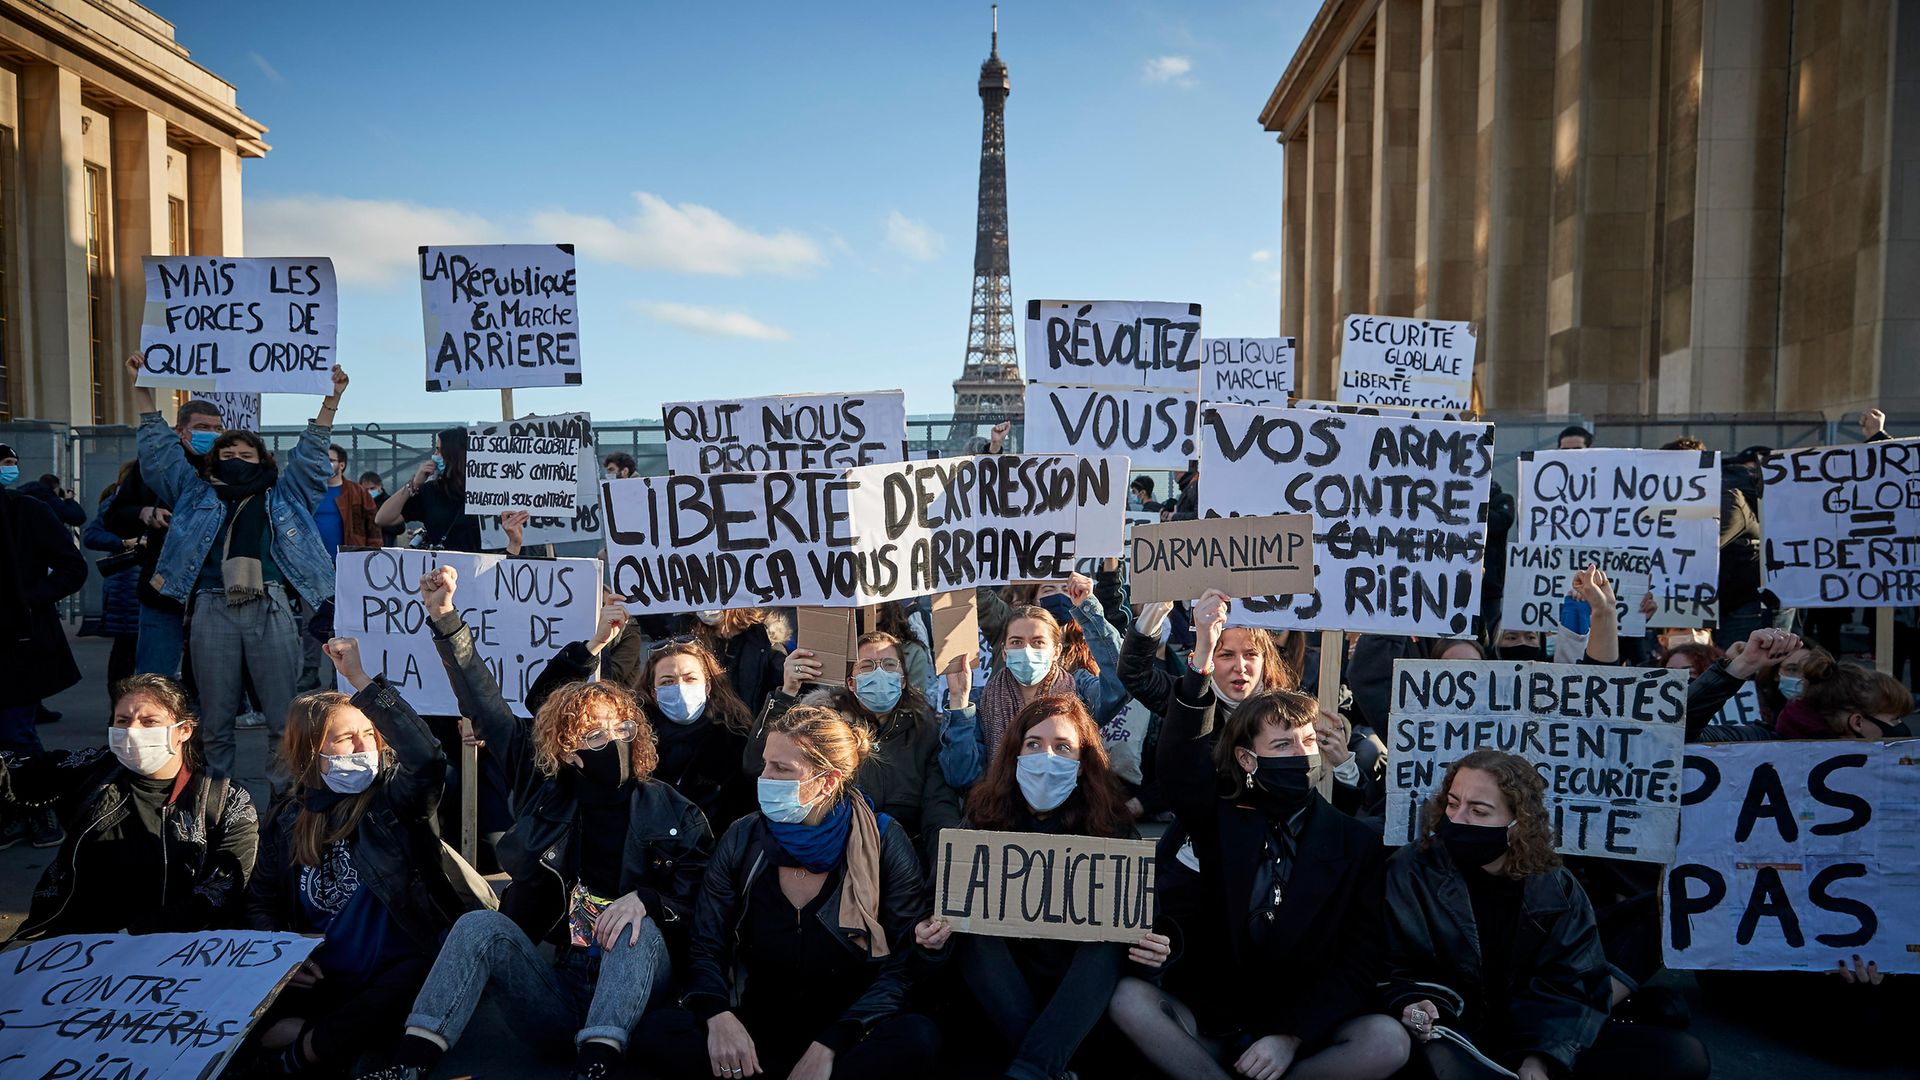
[1760,439,1920,607]
[1336,314,1475,410]
[662,391,908,475]
[137,256,337,394]
[1199,337,1294,406]
[1022,384,1197,469]
[421,244,580,392]
[189,391,262,433]
[1024,300,1202,391]
[464,428,583,516]
[1502,544,1652,637]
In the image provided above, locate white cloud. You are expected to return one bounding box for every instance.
[1250,249,1273,263]
[245,195,501,285]
[633,300,792,341]
[1142,55,1194,86]
[247,51,286,86]
[883,211,944,262]
[531,192,824,277]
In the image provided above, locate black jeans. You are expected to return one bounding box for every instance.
[1417,1018,1709,1080]
[633,1007,939,1080]
[255,953,432,1069]
[958,936,1125,1080]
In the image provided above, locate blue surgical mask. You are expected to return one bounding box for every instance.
[430,453,446,473]
[655,681,707,725]
[189,431,218,455]
[854,669,904,714]
[1016,752,1080,812]
[320,750,381,795]
[0,465,17,486]
[1777,675,1805,698]
[758,774,821,824]
[1127,494,1145,510]
[1004,647,1053,686]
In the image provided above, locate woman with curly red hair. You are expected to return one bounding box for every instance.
[915,694,1170,1080]
[1385,750,1709,1080]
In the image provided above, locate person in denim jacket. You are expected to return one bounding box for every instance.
[126,355,350,784]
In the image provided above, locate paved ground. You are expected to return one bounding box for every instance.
[2,632,1904,1078]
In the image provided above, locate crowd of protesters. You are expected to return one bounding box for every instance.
[0,362,1912,1078]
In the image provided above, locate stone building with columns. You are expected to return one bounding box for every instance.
[0,0,265,425]
[1262,0,1919,421]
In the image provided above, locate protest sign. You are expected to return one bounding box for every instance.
[1024,300,1202,391]
[1664,739,1920,973]
[478,499,603,551]
[1386,660,1687,861]
[464,427,582,515]
[1336,315,1475,410]
[468,412,598,545]
[136,257,337,394]
[796,607,859,684]
[1101,696,1153,785]
[1517,449,1721,627]
[662,391,908,475]
[1128,514,1315,604]
[1293,398,1471,423]
[0,930,318,1079]
[1198,403,1493,637]
[1023,384,1197,469]
[1760,439,1920,607]
[190,390,261,433]
[1199,337,1294,406]
[421,244,580,392]
[333,549,599,716]
[1711,679,1763,728]
[934,828,1157,943]
[930,589,980,675]
[1502,545,1651,637]
[601,453,1128,614]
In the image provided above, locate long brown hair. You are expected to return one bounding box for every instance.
[1211,688,1316,794]
[636,639,754,734]
[1802,662,1914,736]
[1000,603,1099,677]
[966,695,1133,839]
[1419,749,1560,879]
[1205,626,1298,693]
[532,680,660,779]
[282,691,386,868]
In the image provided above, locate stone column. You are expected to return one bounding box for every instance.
[1415,0,1483,322]
[187,144,243,256]
[1333,51,1375,377]
[1282,136,1308,342]
[1371,0,1421,316]
[1881,0,1920,419]
[18,64,90,425]
[1302,98,1340,398]
[111,107,170,425]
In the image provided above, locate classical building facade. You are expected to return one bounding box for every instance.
[0,0,265,425]
[1263,0,1919,420]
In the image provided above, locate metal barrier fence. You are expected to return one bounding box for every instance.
[7,409,1911,625]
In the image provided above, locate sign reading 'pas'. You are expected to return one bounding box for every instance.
[421,244,580,392]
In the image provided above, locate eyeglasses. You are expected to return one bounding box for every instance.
[648,634,698,653]
[578,721,641,751]
[854,659,903,673]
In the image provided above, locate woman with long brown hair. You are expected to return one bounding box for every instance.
[941,603,1121,788]
[1386,750,1709,1080]
[916,694,1171,1080]
[242,637,490,1076]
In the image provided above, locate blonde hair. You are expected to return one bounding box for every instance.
[767,704,875,798]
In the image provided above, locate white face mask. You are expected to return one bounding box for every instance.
[108,722,181,776]
[694,609,724,626]
[320,750,382,795]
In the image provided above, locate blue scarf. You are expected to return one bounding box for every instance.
[767,795,892,873]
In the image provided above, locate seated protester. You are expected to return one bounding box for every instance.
[868,599,934,699]
[633,705,940,1080]
[914,694,1172,1080]
[1120,592,1298,720]
[1110,599,1407,1080]
[1681,627,1802,740]
[1792,662,1913,739]
[1767,644,1836,737]
[379,607,712,1080]
[753,632,965,863]
[690,607,791,716]
[374,428,480,552]
[1656,641,1723,677]
[1428,637,1487,662]
[129,356,347,782]
[1387,750,1711,1080]
[940,603,1115,789]
[243,640,490,1077]
[980,574,1125,686]
[1,674,256,940]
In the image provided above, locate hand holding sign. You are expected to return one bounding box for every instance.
[500,510,529,554]
[419,566,457,618]
[944,654,974,710]
[1128,930,1172,969]
[1570,565,1616,613]
[1862,408,1886,439]
[914,917,953,951]
[782,648,824,696]
[1191,589,1231,670]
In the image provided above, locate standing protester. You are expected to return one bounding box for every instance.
[602,452,638,480]
[317,445,382,558]
[691,607,791,716]
[83,469,144,699]
[2,446,86,527]
[1661,436,1765,646]
[1556,425,1594,450]
[1387,750,1710,1080]
[360,470,402,547]
[0,674,257,937]
[1129,475,1159,512]
[100,398,225,679]
[129,355,347,783]
[916,694,1172,1080]
[383,567,712,1080]
[0,473,87,771]
[1121,592,1299,714]
[632,705,941,1080]
[374,427,479,552]
[940,603,1115,788]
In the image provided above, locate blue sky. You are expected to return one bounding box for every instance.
[153,1,1312,426]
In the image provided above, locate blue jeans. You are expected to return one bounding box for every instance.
[134,602,185,679]
[405,908,670,1054]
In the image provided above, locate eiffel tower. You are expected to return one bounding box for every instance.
[951,6,1022,424]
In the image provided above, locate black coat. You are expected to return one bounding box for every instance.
[1382,842,1610,1072]
[1156,670,1389,1044]
[431,611,713,949]
[247,678,492,951]
[0,489,86,706]
[3,747,257,940]
[16,478,85,527]
[100,459,185,611]
[682,811,928,1039]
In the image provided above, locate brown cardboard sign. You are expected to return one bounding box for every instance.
[929,590,980,675]
[934,828,1157,943]
[1128,514,1316,604]
[795,607,858,685]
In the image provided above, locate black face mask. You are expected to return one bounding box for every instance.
[1859,714,1914,739]
[1438,817,1512,869]
[214,458,267,487]
[573,742,631,789]
[1497,644,1545,662]
[1248,754,1320,814]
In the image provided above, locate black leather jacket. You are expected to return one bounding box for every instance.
[1382,841,1611,1073]
[431,610,713,947]
[682,809,928,1041]
[247,678,489,950]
